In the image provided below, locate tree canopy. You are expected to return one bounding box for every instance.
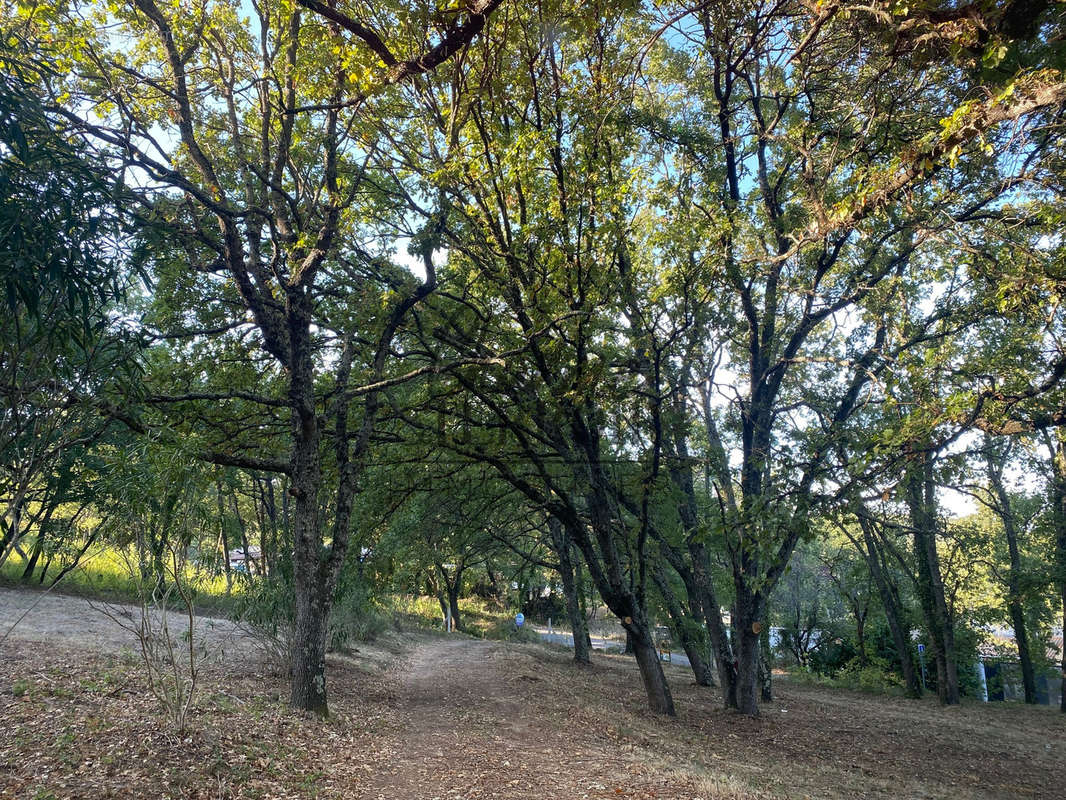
[4,0,1066,720]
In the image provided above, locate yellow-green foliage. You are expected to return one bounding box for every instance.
[385,595,540,642]
[1,540,235,609]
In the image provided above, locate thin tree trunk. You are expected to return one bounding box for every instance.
[264,475,279,576]
[20,535,43,581]
[985,441,1037,703]
[447,578,463,633]
[661,413,735,702]
[550,518,590,664]
[47,525,103,588]
[691,541,737,707]
[216,481,232,594]
[857,517,921,697]
[1049,433,1066,713]
[758,619,773,703]
[575,556,592,653]
[652,565,713,686]
[231,491,254,577]
[907,453,959,705]
[855,608,868,667]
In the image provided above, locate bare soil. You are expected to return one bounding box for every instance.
[0,587,251,656]
[1,586,1064,799]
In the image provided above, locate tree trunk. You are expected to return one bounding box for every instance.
[569,490,674,715]
[575,556,593,653]
[758,610,773,703]
[550,518,591,664]
[20,535,43,581]
[661,424,735,701]
[907,453,959,705]
[216,482,232,594]
[690,542,737,707]
[986,442,1037,703]
[47,524,102,588]
[855,608,868,667]
[448,585,463,633]
[858,517,921,697]
[290,585,329,715]
[733,592,763,716]
[652,566,714,686]
[231,492,254,577]
[288,292,330,715]
[626,617,676,716]
[1050,433,1066,713]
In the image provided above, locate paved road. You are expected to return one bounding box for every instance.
[534,626,692,669]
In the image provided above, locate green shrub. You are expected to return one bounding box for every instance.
[787,658,904,695]
[484,616,542,643]
[328,586,389,650]
[233,575,388,672]
[835,659,904,693]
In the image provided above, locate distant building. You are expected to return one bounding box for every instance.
[228,546,261,573]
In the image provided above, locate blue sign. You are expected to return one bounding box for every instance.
[917,643,925,653]
[514,613,525,627]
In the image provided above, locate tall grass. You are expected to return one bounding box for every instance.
[1,540,239,614]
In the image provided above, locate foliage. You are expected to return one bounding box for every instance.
[2,0,1066,722]
[0,29,143,329]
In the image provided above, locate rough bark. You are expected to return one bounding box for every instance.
[290,585,328,715]
[570,430,675,715]
[287,287,330,713]
[575,556,593,653]
[691,542,737,707]
[1050,433,1066,713]
[118,0,501,719]
[733,591,764,716]
[630,621,676,715]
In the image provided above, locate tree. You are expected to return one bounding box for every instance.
[1048,429,1066,712]
[396,0,679,714]
[41,0,505,715]
[630,0,1066,714]
[838,512,924,697]
[974,435,1047,703]
[0,28,141,329]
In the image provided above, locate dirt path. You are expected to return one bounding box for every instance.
[5,586,1064,800]
[360,636,688,800]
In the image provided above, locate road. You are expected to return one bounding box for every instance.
[534,626,693,669]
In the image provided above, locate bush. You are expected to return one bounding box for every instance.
[233,575,387,673]
[328,586,389,651]
[787,657,904,695]
[521,591,565,623]
[834,659,904,693]
[485,616,542,643]
[386,594,445,630]
[232,575,293,674]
